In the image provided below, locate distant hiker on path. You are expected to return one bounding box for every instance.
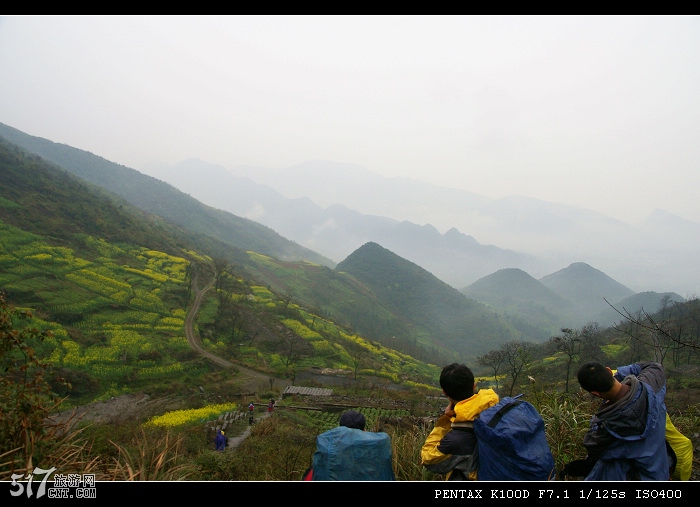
[268,399,275,414]
[248,402,255,424]
[214,429,227,451]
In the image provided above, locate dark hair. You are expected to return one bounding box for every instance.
[440,363,474,401]
[339,410,366,430]
[577,361,614,393]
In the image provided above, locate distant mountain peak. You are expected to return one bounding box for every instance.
[539,262,634,318]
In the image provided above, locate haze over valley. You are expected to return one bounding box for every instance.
[143,157,700,299]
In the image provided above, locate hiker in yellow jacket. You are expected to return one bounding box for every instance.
[666,412,693,481]
[421,363,499,480]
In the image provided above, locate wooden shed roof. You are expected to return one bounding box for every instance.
[283,386,333,397]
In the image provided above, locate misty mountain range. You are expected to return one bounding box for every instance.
[266,161,698,298]
[145,158,540,288]
[142,158,700,299]
[0,121,689,337]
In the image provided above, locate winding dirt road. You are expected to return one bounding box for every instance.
[185,270,285,390]
[185,272,233,368]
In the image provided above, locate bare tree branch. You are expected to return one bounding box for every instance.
[605,298,700,352]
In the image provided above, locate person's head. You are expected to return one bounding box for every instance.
[339,410,366,430]
[577,361,615,395]
[440,363,475,402]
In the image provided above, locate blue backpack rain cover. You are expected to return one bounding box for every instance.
[311,426,395,481]
[473,396,555,481]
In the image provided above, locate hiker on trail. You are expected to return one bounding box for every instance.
[302,410,395,481]
[421,363,499,480]
[214,429,227,451]
[248,402,255,424]
[268,399,275,414]
[573,361,669,481]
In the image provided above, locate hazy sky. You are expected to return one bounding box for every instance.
[1,15,699,223]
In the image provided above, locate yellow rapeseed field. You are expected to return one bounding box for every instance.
[144,402,237,428]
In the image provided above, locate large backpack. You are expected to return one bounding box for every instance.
[310,426,395,481]
[473,395,555,481]
[561,412,693,480]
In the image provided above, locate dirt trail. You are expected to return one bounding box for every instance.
[225,405,276,449]
[185,272,233,369]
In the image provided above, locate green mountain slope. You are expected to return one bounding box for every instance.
[335,242,548,360]
[462,268,578,334]
[0,122,333,268]
[0,139,181,257]
[539,262,635,319]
